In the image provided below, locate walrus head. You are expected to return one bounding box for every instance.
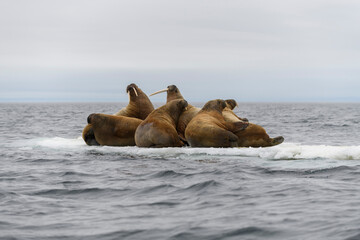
[165,99,189,122]
[118,83,154,120]
[149,85,184,102]
[224,99,249,122]
[87,113,106,125]
[126,83,139,99]
[176,99,188,111]
[202,99,227,113]
[225,99,238,110]
[87,113,96,124]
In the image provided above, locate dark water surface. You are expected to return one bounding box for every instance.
[1,102,360,240]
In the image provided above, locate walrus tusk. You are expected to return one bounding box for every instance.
[127,87,138,97]
[128,91,131,101]
[149,88,168,96]
[132,87,138,96]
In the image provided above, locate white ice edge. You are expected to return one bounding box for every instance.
[13,137,360,161]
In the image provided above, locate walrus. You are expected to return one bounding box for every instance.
[185,99,249,148]
[223,99,284,147]
[149,85,200,140]
[87,113,142,146]
[135,99,189,148]
[82,83,154,146]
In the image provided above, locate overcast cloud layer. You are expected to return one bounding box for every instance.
[0,0,359,102]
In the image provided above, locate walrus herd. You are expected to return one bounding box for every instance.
[82,83,284,148]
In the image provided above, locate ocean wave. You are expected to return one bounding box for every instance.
[184,180,221,192]
[30,187,130,198]
[169,226,277,240]
[14,137,360,161]
[149,170,188,179]
[259,165,355,177]
[136,184,177,194]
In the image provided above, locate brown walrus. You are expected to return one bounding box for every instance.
[87,113,142,146]
[185,99,249,148]
[135,99,189,148]
[223,99,284,147]
[82,83,154,146]
[149,85,200,141]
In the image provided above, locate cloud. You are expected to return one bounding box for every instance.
[0,0,359,102]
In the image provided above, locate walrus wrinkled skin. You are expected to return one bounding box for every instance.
[185,99,249,148]
[82,83,154,146]
[135,99,189,148]
[87,113,142,146]
[223,99,284,147]
[149,85,200,140]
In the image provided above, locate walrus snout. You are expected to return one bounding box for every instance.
[167,85,179,93]
[225,99,238,110]
[178,99,188,111]
[126,84,138,97]
[126,83,138,91]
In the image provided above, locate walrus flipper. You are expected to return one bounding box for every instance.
[271,136,284,146]
[232,121,249,133]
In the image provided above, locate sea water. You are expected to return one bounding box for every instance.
[1,102,360,240]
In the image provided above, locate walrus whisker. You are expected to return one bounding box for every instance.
[149,88,168,96]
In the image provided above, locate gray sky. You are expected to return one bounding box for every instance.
[1,0,360,102]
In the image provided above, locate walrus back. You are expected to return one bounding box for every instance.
[89,113,142,146]
[135,121,183,148]
[185,113,239,148]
